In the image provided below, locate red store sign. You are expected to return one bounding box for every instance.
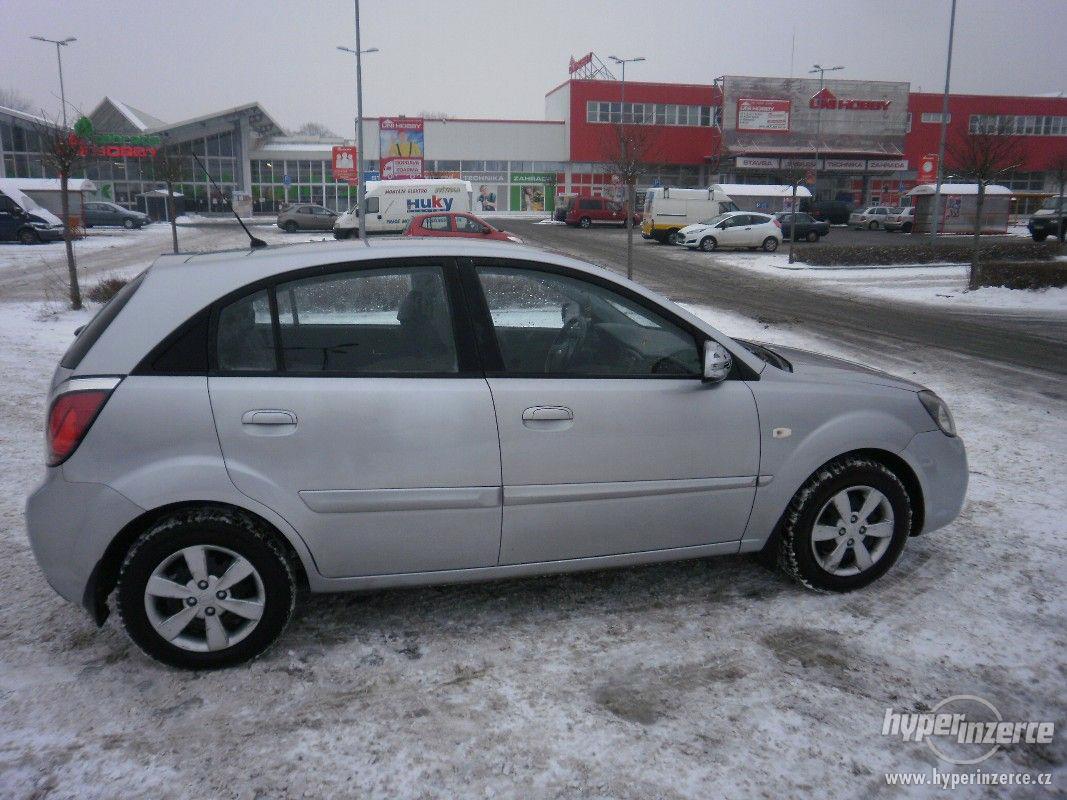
[809,87,891,111]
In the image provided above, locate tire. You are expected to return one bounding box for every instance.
[806,231,818,243]
[18,228,39,245]
[123,218,136,230]
[117,508,297,670]
[777,456,912,592]
[868,220,879,230]
[699,236,716,252]
[667,230,682,245]
[1031,232,1047,242]
[762,237,779,252]
[578,217,592,229]
[283,220,299,233]
[902,223,913,234]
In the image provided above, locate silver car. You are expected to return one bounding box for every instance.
[26,239,967,669]
[277,203,338,232]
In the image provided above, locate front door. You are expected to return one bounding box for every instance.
[208,260,502,578]
[469,261,760,564]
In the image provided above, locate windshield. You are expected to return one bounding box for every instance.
[698,213,730,226]
[1040,197,1065,210]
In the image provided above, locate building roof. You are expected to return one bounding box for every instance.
[719,183,812,198]
[907,183,1012,196]
[0,105,55,127]
[0,177,97,193]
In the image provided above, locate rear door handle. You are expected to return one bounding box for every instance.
[241,410,297,425]
[522,406,573,422]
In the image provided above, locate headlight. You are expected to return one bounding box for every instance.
[918,390,956,436]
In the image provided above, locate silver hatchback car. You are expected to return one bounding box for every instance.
[27,239,967,669]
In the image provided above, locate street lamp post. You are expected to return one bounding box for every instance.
[808,63,844,200]
[608,55,645,280]
[929,0,958,239]
[337,2,378,242]
[30,35,76,127]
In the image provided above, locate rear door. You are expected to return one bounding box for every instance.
[467,259,759,564]
[207,259,502,578]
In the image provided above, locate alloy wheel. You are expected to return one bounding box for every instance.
[810,486,895,576]
[144,544,265,653]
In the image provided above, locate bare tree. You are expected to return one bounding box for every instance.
[31,112,85,309]
[777,166,809,265]
[153,145,183,253]
[945,117,1025,284]
[292,121,337,137]
[601,122,663,279]
[0,87,33,112]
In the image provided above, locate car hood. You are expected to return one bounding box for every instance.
[760,343,924,392]
[1031,209,1061,218]
[28,209,63,226]
[678,224,708,235]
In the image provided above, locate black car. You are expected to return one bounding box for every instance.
[0,192,64,244]
[84,201,150,229]
[1027,196,1066,242]
[809,200,853,225]
[774,211,830,242]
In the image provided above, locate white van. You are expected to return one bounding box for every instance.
[334,179,474,238]
[640,186,739,243]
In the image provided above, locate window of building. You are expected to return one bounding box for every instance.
[920,112,950,124]
[585,101,716,128]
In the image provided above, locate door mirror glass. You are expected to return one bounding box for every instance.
[703,341,732,383]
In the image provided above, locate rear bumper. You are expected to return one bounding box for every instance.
[25,469,145,611]
[901,430,968,535]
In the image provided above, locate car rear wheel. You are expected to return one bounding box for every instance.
[762,237,779,252]
[117,508,296,669]
[777,456,911,592]
[18,228,39,245]
[902,222,913,234]
[868,220,880,230]
[699,236,716,252]
[283,220,298,233]
[806,231,818,243]
[578,217,592,228]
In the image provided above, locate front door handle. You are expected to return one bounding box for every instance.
[522,406,573,422]
[241,410,297,425]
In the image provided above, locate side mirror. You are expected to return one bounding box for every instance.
[702,341,732,383]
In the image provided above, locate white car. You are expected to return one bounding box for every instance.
[849,206,896,230]
[884,207,915,233]
[679,212,783,252]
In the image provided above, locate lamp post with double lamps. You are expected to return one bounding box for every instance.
[808,63,844,200]
[609,54,645,279]
[337,3,378,241]
[30,35,76,127]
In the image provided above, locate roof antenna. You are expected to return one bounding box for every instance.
[191,152,267,249]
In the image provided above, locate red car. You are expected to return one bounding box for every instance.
[564,196,642,228]
[403,212,522,243]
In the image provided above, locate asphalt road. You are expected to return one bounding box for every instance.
[492,219,1067,385]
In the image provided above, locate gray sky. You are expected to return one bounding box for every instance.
[4,0,1065,135]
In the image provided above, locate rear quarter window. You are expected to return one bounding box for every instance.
[60,272,147,370]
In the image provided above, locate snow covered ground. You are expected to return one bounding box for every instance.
[0,232,1064,798]
[673,248,1067,315]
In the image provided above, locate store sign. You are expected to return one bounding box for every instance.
[462,171,508,183]
[379,117,424,179]
[332,146,359,183]
[781,158,818,169]
[72,116,161,159]
[867,159,908,172]
[824,159,865,171]
[736,98,791,132]
[809,88,891,111]
[569,52,593,74]
[736,156,780,169]
[917,153,939,183]
[510,172,557,184]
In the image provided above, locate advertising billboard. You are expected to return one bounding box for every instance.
[736,98,791,132]
[379,117,424,179]
[332,146,358,184]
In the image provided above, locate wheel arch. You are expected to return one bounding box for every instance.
[757,447,926,561]
[83,500,311,626]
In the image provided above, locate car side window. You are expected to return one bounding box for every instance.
[476,266,701,377]
[455,216,483,233]
[273,266,457,374]
[365,197,380,214]
[216,290,277,372]
[422,215,451,231]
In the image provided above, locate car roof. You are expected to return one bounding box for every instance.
[73,237,765,377]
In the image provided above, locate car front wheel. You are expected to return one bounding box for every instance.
[123,218,136,229]
[18,228,39,245]
[578,217,592,228]
[1031,232,1047,242]
[806,231,818,243]
[762,237,779,252]
[117,508,297,669]
[283,221,299,233]
[868,220,880,230]
[699,236,716,251]
[777,457,911,592]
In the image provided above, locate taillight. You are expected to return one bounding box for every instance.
[46,389,112,466]
[773,218,782,228]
